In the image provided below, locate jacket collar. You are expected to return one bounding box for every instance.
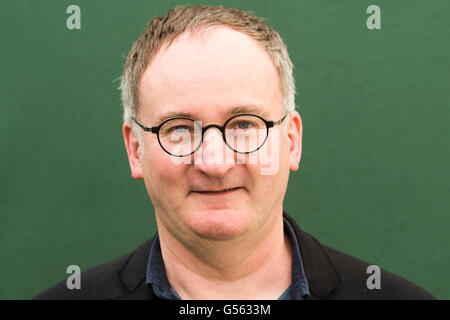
[118,212,342,299]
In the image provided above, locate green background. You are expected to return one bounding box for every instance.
[1,0,448,299]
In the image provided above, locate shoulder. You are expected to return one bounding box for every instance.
[321,244,436,299]
[316,240,435,300]
[284,213,436,300]
[33,240,153,300]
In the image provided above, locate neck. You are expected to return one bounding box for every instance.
[156,210,292,299]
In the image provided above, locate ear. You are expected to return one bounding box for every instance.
[123,122,144,179]
[287,111,303,172]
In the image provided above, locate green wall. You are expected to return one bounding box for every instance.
[0,0,448,299]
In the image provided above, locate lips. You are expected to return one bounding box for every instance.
[192,187,242,194]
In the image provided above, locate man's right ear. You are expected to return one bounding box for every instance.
[123,123,144,179]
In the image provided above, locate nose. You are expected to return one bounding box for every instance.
[193,127,236,177]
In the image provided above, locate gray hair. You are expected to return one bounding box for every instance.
[119,5,296,141]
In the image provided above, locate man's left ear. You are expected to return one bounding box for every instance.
[287,111,302,171]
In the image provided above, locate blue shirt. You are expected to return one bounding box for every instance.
[146,216,310,300]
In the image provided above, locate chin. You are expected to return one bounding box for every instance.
[185,208,251,240]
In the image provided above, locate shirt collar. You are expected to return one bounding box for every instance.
[145,233,180,300]
[284,216,310,299]
[146,216,310,300]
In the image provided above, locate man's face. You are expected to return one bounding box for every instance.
[124,27,302,243]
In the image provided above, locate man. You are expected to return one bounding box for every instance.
[34,5,434,300]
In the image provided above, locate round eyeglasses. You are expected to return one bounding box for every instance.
[132,113,288,157]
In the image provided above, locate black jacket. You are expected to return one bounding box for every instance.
[33,213,435,300]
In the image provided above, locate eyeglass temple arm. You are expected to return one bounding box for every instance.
[132,117,159,133]
[267,113,288,128]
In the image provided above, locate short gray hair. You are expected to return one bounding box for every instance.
[119,5,296,139]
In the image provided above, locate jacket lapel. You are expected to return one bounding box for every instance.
[117,238,157,299]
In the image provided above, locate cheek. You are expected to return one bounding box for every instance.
[247,128,290,176]
[141,143,187,206]
[143,139,177,176]
[248,132,290,198]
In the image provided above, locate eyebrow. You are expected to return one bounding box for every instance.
[155,104,271,124]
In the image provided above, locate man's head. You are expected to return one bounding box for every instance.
[121,5,302,244]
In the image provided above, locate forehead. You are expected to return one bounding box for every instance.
[138,26,283,121]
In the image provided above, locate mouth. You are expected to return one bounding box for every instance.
[191,187,243,195]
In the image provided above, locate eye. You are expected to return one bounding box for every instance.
[166,126,195,137]
[160,118,197,137]
[230,120,256,130]
[171,126,190,133]
[238,121,251,129]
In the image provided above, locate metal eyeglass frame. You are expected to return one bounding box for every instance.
[132,113,288,157]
